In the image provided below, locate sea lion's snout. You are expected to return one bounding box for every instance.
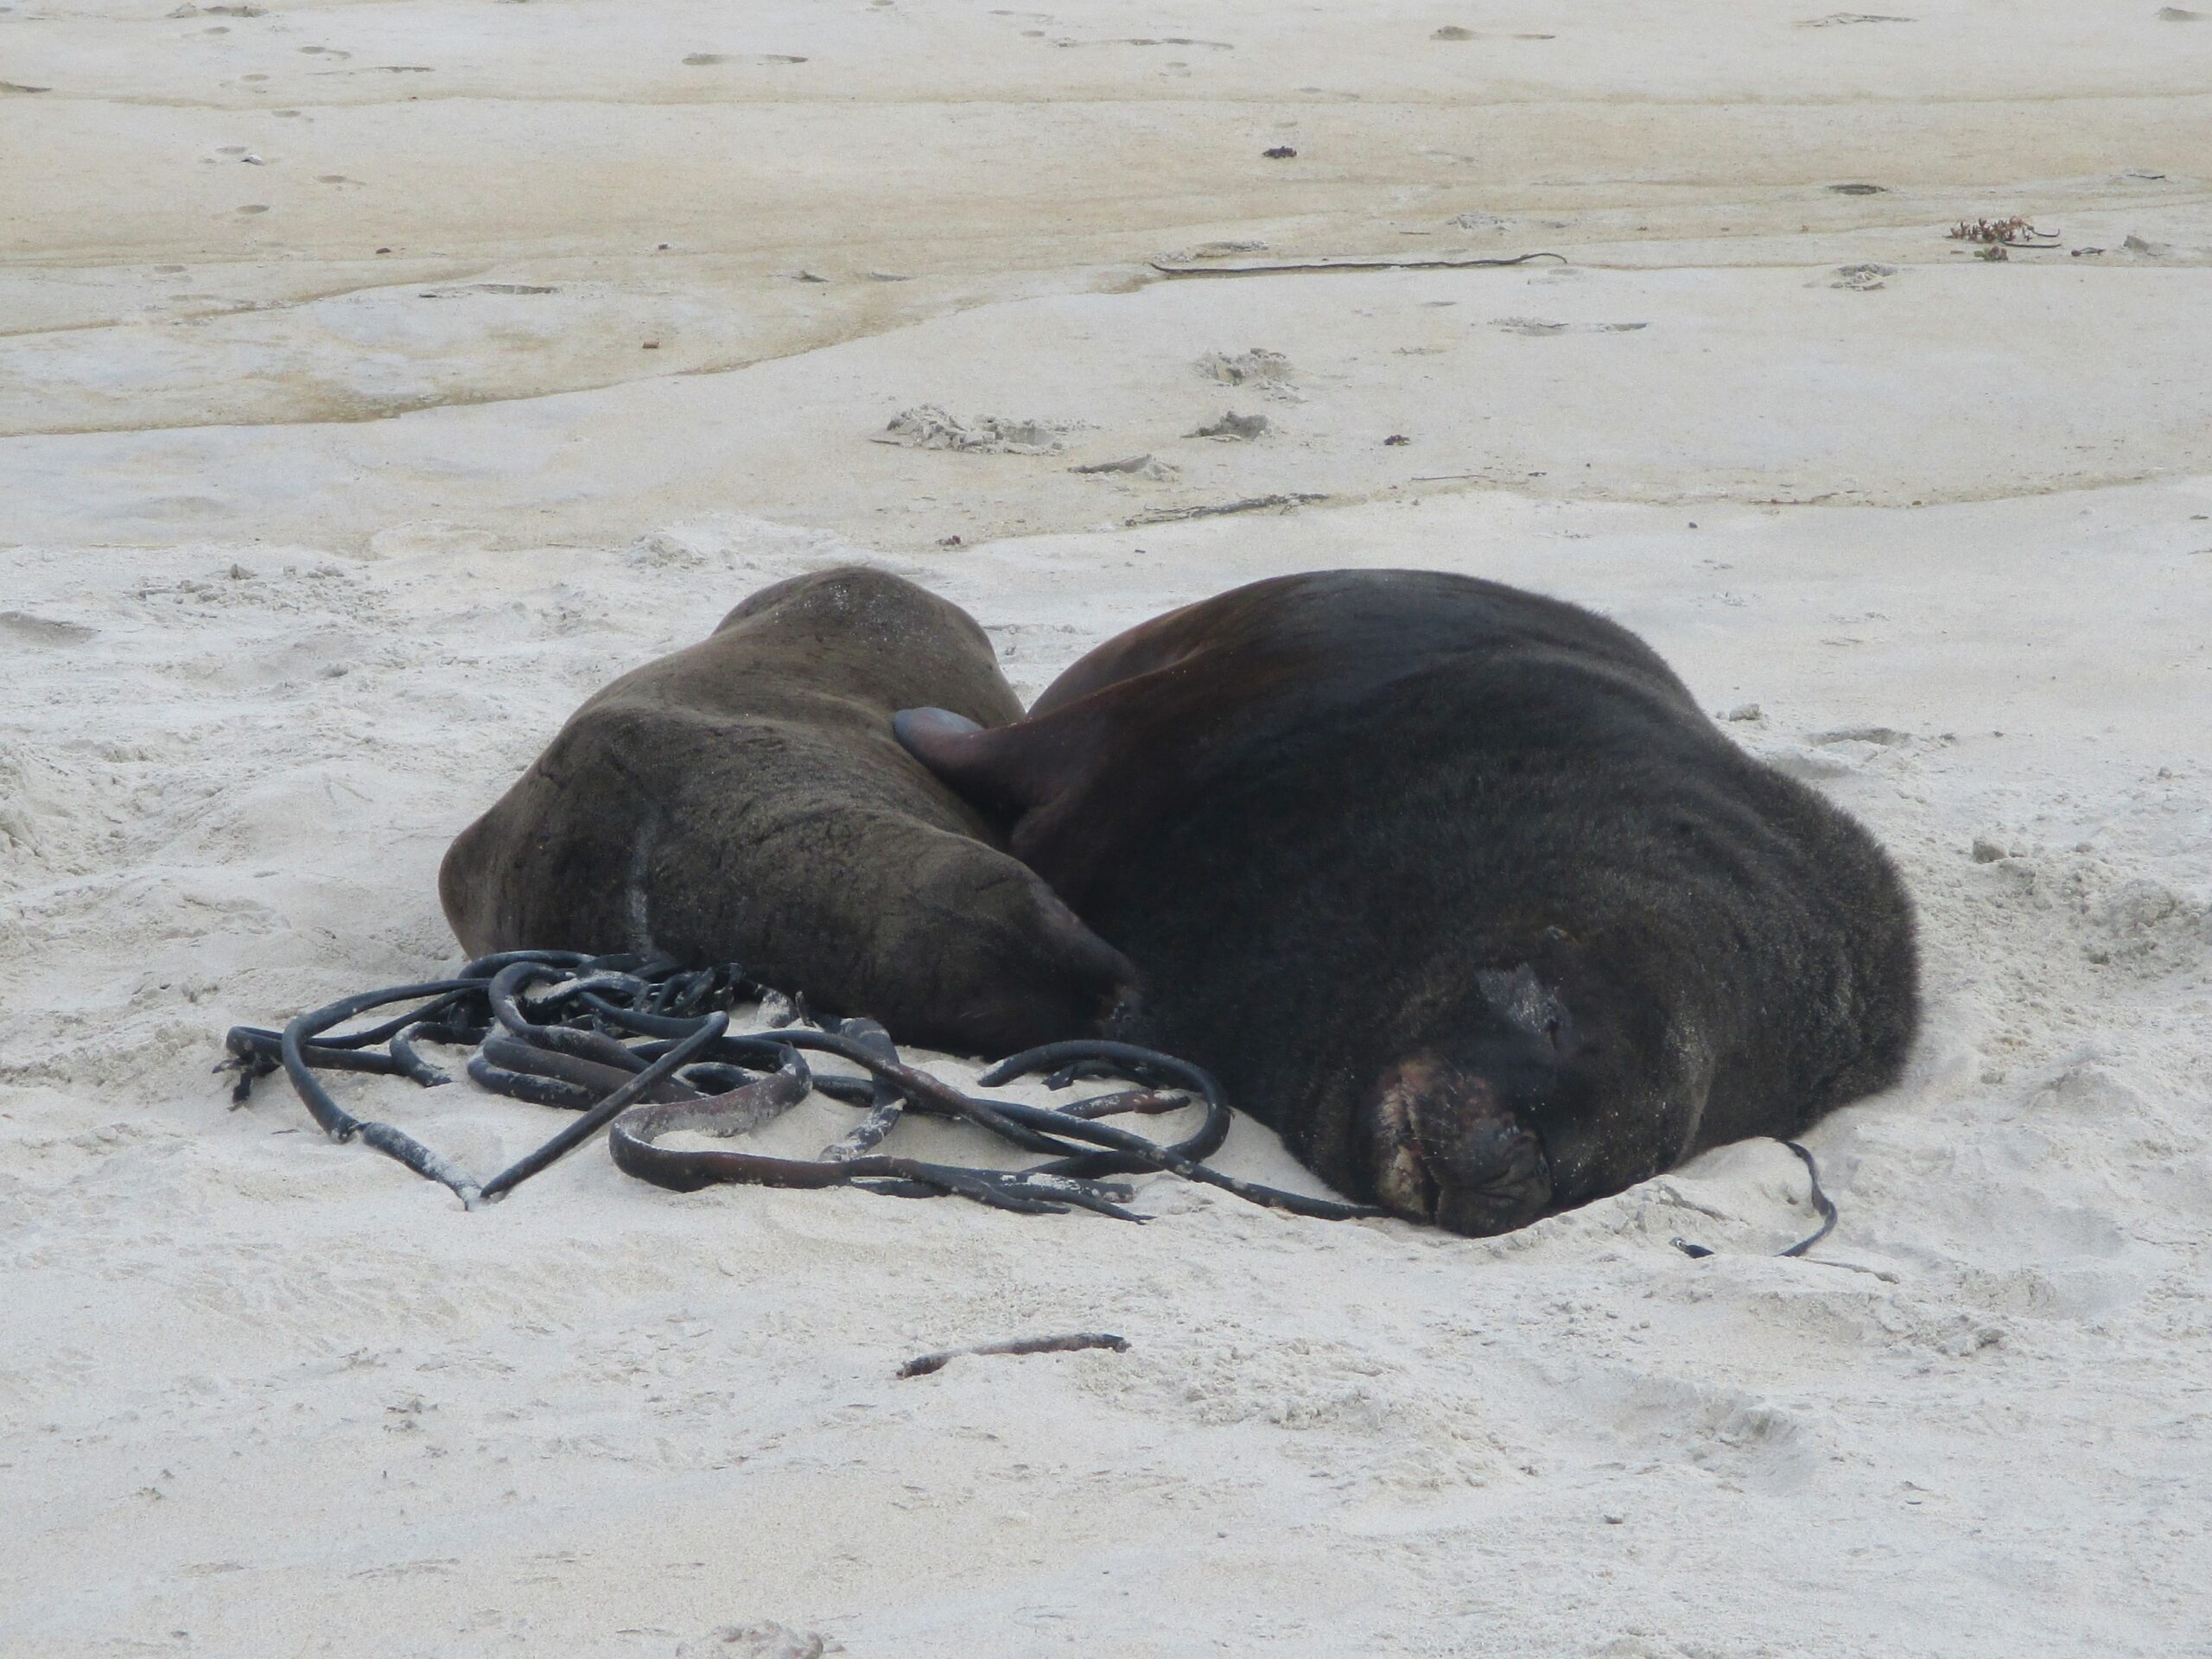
[1365,1053,1554,1236]
[899,852,1141,1055]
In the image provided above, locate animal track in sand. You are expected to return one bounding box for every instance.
[874,405,1082,454]
[1489,317,1648,336]
[677,1623,842,1659]
[1071,454,1179,481]
[1052,35,1234,49]
[416,283,559,298]
[0,611,99,646]
[1196,346,1300,399]
[1190,410,1268,441]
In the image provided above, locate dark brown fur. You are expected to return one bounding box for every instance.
[898,569,1920,1234]
[441,567,1136,1054]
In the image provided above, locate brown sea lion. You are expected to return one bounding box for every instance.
[440,566,1137,1054]
[896,569,1920,1236]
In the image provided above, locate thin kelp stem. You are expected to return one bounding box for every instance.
[279,978,493,1204]
[1777,1141,1840,1258]
[821,1019,904,1162]
[477,1013,728,1202]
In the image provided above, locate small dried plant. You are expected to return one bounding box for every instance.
[1948,215,2059,246]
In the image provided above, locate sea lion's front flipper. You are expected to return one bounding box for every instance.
[893,705,1005,810]
[894,704,1086,827]
[893,705,984,752]
[899,675,1197,909]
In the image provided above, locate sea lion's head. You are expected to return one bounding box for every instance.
[1364,1047,1555,1236]
[948,879,1144,1056]
[879,832,1142,1057]
[1361,945,1663,1236]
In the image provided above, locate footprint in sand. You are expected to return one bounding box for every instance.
[876,406,1078,454]
[1489,317,1648,336]
[1197,347,1300,402]
[0,612,99,646]
[1191,410,1268,441]
[1071,454,1180,481]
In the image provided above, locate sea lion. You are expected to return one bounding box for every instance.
[896,569,1919,1236]
[440,567,1137,1054]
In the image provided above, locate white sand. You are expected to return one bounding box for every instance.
[3,3,2209,1655]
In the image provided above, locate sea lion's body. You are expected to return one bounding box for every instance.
[897,569,1919,1234]
[441,568,1135,1054]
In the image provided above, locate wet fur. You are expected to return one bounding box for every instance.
[440,567,1136,1055]
[900,569,1919,1230]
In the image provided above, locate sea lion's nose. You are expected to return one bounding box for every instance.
[1365,1053,1556,1231]
[1432,1132,1554,1236]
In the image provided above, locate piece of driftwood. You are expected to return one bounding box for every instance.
[1126,493,1325,526]
[1149,251,1567,277]
[897,1332,1131,1378]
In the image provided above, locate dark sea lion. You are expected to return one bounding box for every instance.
[896,569,1919,1236]
[440,566,1137,1054]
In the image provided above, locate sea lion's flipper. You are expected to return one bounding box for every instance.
[892,705,1000,809]
[893,704,1074,825]
[900,682,1193,908]
[893,705,983,750]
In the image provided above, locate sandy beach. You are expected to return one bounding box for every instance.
[3,3,2209,1655]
